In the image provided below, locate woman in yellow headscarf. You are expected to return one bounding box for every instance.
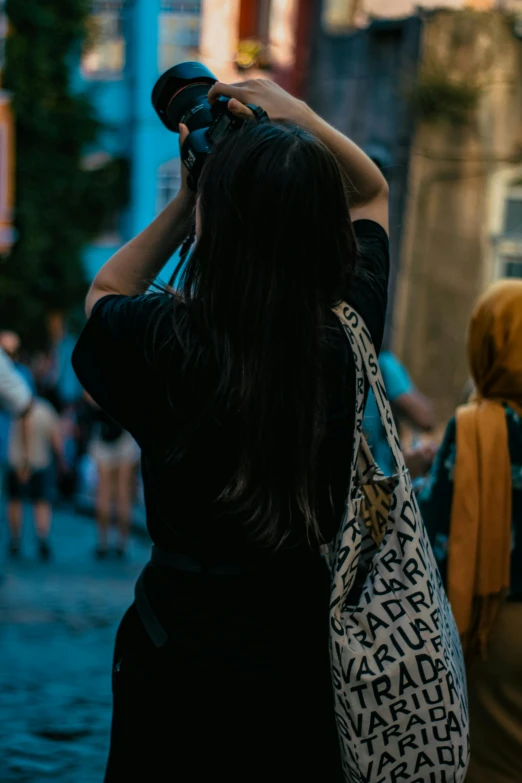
[419,279,522,783]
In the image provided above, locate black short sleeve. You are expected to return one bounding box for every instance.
[346,220,390,354]
[72,293,173,446]
[73,222,388,452]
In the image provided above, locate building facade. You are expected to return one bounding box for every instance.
[78,0,522,421]
[76,0,202,280]
[303,2,522,420]
[307,9,422,347]
[78,0,312,280]
[394,9,522,420]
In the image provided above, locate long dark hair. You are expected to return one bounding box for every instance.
[165,120,357,547]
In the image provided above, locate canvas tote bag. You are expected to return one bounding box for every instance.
[322,303,470,783]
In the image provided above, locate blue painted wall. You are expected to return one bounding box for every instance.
[76,0,194,280]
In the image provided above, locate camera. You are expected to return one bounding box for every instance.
[152,62,267,190]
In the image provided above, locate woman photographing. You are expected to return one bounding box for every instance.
[73,79,389,782]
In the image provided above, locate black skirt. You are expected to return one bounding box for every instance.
[105,562,343,782]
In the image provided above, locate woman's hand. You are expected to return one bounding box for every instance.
[404,441,439,480]
[207,79,311,126]
[208,78,388,231]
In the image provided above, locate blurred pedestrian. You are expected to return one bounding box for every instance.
[44,312,83,413]
[403,438,439,481]
[35,315,84,502]
[0,331,37,394]
[419,280,522,783]
[86,395,140,559]
[363,350,435,477]
[72,79,390,781]
[0,347,33,501]
[0,332,38,503]
[6,396,64,559]
[0,348,33,413]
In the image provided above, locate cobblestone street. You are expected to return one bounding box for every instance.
[0,507,150,783]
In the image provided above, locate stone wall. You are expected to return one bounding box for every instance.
[307,14,422,345]
[394,10,522,421]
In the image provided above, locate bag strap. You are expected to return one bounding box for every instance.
[330,304,367,484]
[333,302,407,476]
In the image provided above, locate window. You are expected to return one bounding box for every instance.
[322,0,357,33]
[503,259,522,278]
[82,1,126,79]
[504,186,522,236]
[157,159,181,214]
[495,184,522,279]
[158,1,201,74]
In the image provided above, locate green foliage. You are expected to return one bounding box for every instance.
[407,65,480,127]
[1,0,129,349]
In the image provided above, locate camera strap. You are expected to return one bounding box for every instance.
[245,104,269,123]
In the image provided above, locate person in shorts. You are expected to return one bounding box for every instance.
[7,397,63,559]
[87,395,140,559]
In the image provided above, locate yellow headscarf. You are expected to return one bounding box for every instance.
[448,279,522,660]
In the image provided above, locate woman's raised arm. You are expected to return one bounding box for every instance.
[208,79,389,233]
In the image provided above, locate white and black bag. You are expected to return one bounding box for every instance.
[323,303,470,783]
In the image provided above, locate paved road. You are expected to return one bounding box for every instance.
[0,506,150,783]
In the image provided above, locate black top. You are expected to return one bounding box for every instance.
[73,217,388,697]
[73,219,389,562]
[74,220,388,778]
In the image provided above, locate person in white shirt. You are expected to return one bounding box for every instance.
[0,347,33,510]
[0,348,32,417]
[7,397,63,559]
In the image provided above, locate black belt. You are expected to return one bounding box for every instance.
[135,545,258,648]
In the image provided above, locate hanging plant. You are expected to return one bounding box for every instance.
[234,39,271,71]
[407,62,481,127]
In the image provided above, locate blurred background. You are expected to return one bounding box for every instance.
[0,0,521,781]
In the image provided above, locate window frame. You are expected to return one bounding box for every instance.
[494,183,522,280]
[81,0,127,82]
[156,158,182,215]
[158,1,201,75]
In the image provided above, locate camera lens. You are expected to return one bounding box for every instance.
[152,62,218,133]
[166,83,213,132]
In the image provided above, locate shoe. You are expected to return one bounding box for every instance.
[38,539,51,561]
[8,539,20,558]
[95,546,108,560]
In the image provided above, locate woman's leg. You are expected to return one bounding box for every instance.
[115,463,134,555]
[95,464,114,556]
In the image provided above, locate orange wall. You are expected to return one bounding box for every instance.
[0,91,15,253]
